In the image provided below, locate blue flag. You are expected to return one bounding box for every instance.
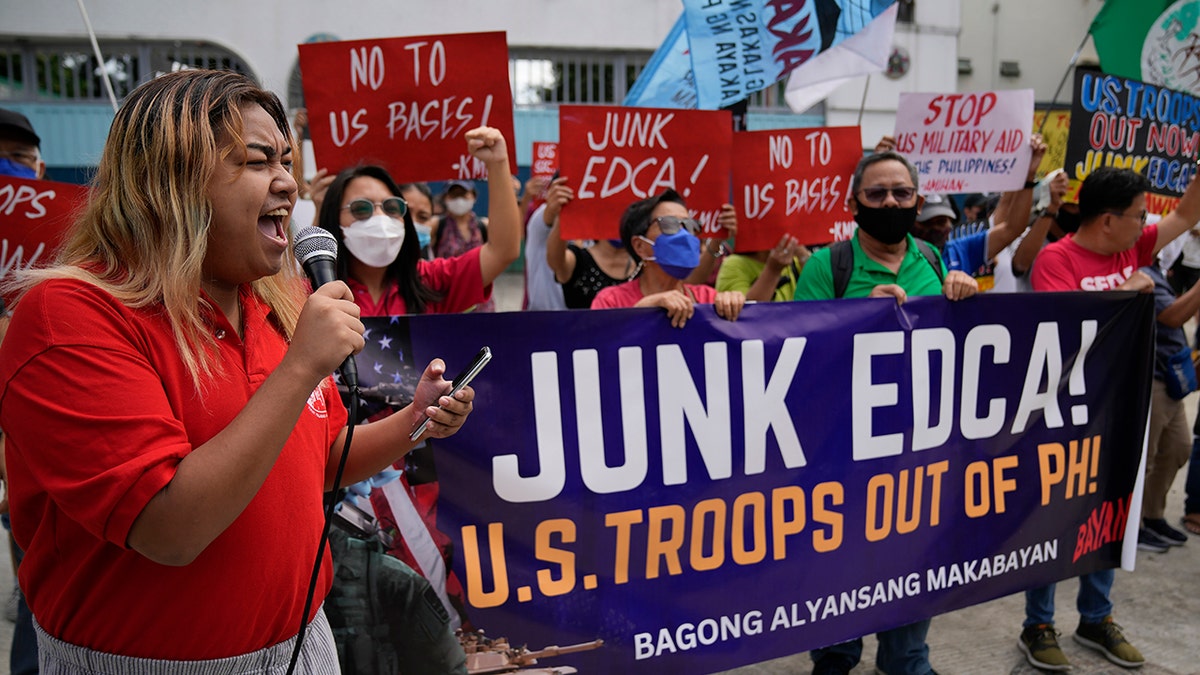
[627,0,898,110]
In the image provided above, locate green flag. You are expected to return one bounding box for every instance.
[1091,0,1200,95]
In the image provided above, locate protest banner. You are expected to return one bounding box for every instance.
[732,126,861,249]
[531,142,559,183]
[0,175,85,304]
[557,105,732,241]
[1033,109,1071,180]
[1064,67,1198,215]
[894,89,1034,194]
[356,291,1152,673]
[297,32,516,183]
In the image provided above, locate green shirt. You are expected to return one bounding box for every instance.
[793,232,946,301]
[715,253,801,302]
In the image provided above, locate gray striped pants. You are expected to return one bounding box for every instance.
[34,607,340,674]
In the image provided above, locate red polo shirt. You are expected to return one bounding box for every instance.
[348,247,490,316]
[0,279,346,658]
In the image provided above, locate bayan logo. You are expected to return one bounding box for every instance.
[306,379,331,419]
[1072,495,1130,562]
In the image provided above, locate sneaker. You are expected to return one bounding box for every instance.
[1019,624,1071,671]
[812,654,856,675]
[1137,527,1170,553]
[1144,517,1187,545]
[1073,616,1144,668]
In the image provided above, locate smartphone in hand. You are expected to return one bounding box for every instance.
[409,346,492,441]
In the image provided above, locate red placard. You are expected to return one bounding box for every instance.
[731,127,862,250]
[0,175,86,304]
[530,142,558,182]
[298,32,517,183]
[558,105,732,241]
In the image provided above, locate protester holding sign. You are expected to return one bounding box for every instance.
[315,128,520,316]
[793,150,979,304]
[913,135,1048,291]
[715,233,810,302]
[592,189,745,326]
[992,169,1072,294]
[792,149,976,675]
[0,69,477,672]
[543,177,635,309]
[1021,165,1200,670]
[522,179,568,311]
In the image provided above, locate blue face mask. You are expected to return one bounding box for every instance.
[415,222,433,249]
[640,230,701,279]
[0,157,36,179]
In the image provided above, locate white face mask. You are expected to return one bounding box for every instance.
[445,196,476,217]
[341,214,406,268]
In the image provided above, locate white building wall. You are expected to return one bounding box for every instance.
[5,0,682,96]
[956,0,1102,103]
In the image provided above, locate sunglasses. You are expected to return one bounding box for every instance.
[342,197,408,221]
[857,186,917,205]
[653,215,701,235]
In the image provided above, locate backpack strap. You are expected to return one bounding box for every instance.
[913,238,946,283]
[831,237,944,298]
[830,240,854,299]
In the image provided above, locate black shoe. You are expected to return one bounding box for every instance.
[1144,517,1187,545]
[813,655,857,675]
[1137,527,1170,553]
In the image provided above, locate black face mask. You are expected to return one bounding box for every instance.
[1056,209,1082,234]
[854,201,918,245]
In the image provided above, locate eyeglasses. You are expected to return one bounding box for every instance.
[1106,210,1147,225]
[342,197,408,221]
[652,215,701,235]
[857,186,918,205]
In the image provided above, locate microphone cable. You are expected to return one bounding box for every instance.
[285,383,359,675]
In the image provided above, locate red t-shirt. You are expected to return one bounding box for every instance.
[0,280,347,658]
[591,278,718,309]
[348,247,490,316]
[1031,224,1158,292]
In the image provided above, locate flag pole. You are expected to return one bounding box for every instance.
[1038,28,1092,135]
[75,0,119,112]
[856,75,872,127]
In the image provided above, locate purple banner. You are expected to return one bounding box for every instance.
[355,291,1154,673]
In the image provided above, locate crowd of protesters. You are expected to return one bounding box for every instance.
[2,67,1199,675]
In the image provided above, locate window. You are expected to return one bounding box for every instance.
[508,48,649,107]
[0,38,254,102]
[507,47,792,112]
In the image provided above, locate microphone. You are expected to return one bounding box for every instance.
[293,226,358,390]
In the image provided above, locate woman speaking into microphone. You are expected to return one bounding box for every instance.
[0,69,476,673]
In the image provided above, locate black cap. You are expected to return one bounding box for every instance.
[0,108,40,147]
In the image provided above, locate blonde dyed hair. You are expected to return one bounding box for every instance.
[13,69,306,386]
